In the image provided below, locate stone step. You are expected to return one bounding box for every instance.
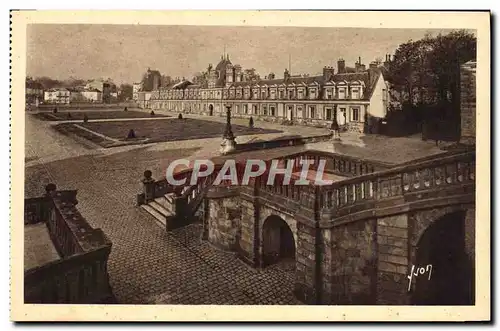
[141,204,167,228]
[149,200,174,217]
[155,196,174,213]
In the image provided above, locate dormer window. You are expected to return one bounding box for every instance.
[253,89,259,99]
[279,90,285,99]
[297,89,304,99]
[326,88,333,99]
[288,90,294,99]
[270,89,276,99]
[261,90,267,99]
[309,88,317,99]
[338,88,346,99]
[351,87,360,99]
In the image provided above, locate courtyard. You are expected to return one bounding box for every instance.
[24,109,444,305]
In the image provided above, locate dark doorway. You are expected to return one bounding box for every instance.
[208,104,214,116]
[262,215,296,267]
[412,210,474,305]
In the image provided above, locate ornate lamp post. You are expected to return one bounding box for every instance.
[220,105,237,155]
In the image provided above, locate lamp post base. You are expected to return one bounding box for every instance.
[220,138,237,155]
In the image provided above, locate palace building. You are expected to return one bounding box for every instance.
[148,54,391,133]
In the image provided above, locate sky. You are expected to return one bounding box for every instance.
[26,25,456,85]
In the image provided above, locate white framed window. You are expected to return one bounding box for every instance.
[351,88,360,99]
[309,106,316,119]
[309,88,317,99]
[351,107,360,121]
[326,89,333,99]
[338,88,346,99]
[270,106,276,116]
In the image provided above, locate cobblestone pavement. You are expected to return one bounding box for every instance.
[24,113,301,305]
[24,110,438,305]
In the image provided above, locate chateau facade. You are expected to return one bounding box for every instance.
[148,55,391,133]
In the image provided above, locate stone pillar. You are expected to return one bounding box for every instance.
[460,61,476,145]
[142,170,155,203]
[376,214,411,305]
[205,186,241,251]
[238,187,260,267]
[294,219,319,304]
[464,208,475,268]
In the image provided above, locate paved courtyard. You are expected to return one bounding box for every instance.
[24,113,301,305]
[23,110,443,304]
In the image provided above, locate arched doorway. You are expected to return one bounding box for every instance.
[262,215,295,267]
[208,104,214,116]
[412,210,474,305]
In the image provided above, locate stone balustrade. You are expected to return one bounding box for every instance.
[24,185,114,304]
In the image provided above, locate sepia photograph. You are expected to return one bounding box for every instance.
[10,10,490,321]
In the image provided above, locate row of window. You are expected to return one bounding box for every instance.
[225,104,362,121]
[156,85,364,101]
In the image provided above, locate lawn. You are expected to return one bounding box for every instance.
[79,118,282,142]
[32,110,169,121]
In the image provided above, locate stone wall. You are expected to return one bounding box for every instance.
[324,219,377,304]
[207,196,242,251]
[460,61,476,144]
[239,198,257,266]
[376,214,410,305]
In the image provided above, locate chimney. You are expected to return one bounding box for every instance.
[268,72,275,79]
[323,66,335,81]
[355,57,364,72]
[369,61,378,69]
[337,58,346,74]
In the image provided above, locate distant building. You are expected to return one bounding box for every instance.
[142,68,162,92]
[44,88,71,104]
[149,54,391,133]
[137,91,152,108]
[85,80,116,103]
[81,88,103,103]
[133,82,143,100]
[25,80,44,106]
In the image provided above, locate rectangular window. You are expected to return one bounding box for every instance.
[326,89,333,99]
[262,105,268,116]
[297,106,303,118]
[352,107,360,121]
[253,90,258,99]
[261,91,266,99]
[310,89,316,99]
[338,88,346,99]
[298,89,304,99]
[326,108,332,120]
[351,88,359,99]
[309,106,316,119]
[235,104,239,113]
[288,90,294,99]
[253,105,258,114]
[270,106,276,116]
[244,104,248,114]
[279,90,285,99]
[270,90,276,99]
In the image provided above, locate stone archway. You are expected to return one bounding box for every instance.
[261,215,296,267]
[412,210,474,305]
[209,104,214,116]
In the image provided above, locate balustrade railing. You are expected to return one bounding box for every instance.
[319,151,475,214]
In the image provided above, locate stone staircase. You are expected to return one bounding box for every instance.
[141,192,176,229]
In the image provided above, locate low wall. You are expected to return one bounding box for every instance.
[24,187,114,304]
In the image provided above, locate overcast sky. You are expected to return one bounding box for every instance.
[26,25,455,85]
